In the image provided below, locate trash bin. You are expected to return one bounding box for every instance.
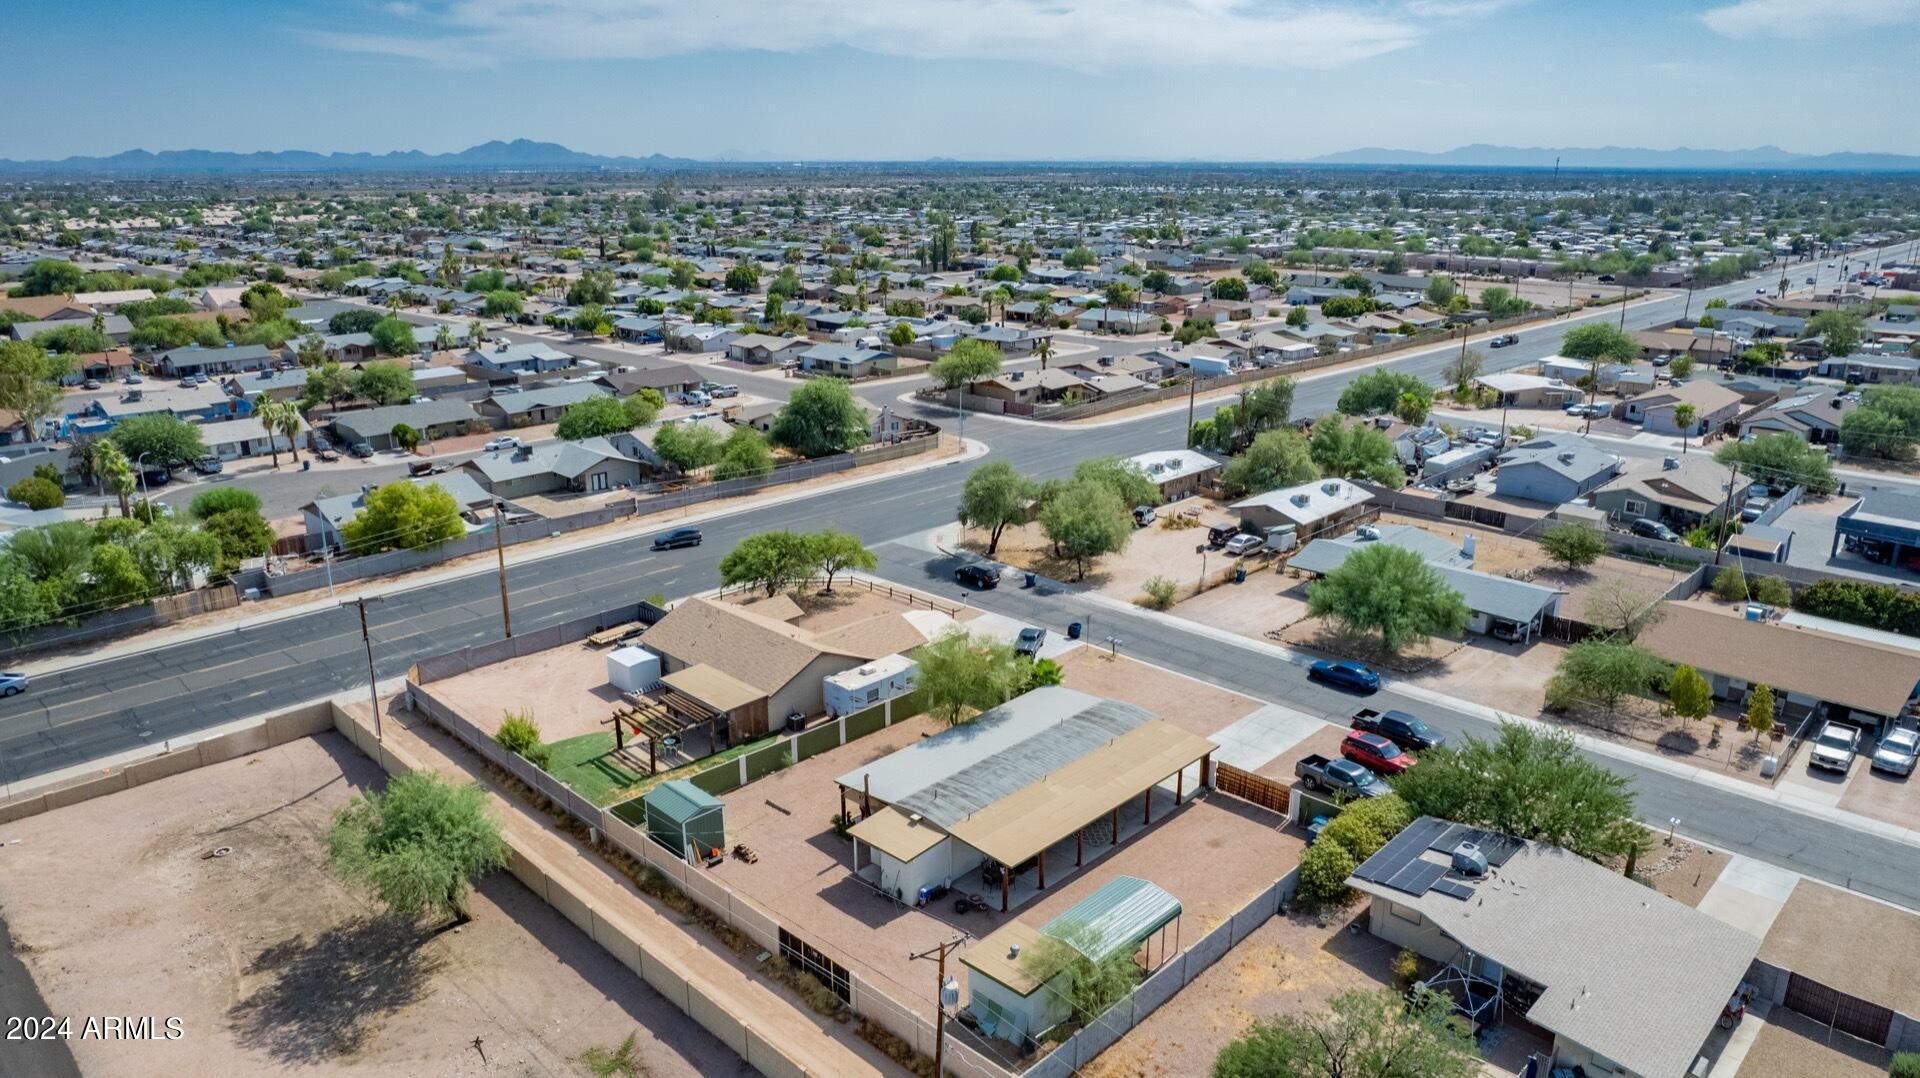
[301,459,311,472]
[1234,567,1247,584]
[1067,622,1083,640]
[1025,572,1037,589]
[1760,755,1778,778]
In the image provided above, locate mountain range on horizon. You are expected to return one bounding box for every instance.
[2,138,1919,174]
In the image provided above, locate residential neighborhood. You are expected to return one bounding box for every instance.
[6,6,1920,1077]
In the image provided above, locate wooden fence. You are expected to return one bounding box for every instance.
[1211,763,1291,815]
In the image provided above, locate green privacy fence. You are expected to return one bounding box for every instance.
[613,689,924,811]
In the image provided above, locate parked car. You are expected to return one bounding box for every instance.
[1015,627,1047,658]
[1308,659,1380,693]
[1341,731,1417,775]
[955,563,1001,589]
[1223,533,1264,556]
[125,372,143,384]
[1489,334,1519,348]
[316,447,340,462]
[192,455,223,475]
[1350,708,1446,751]
[1629,518,1680,543]
[1295,754,1390,798]
[1650,354,1673,367]
[0,671,26,697]
[82,378,102,390]
[681,390,712,407]
[140,467,171,487]
[710,384,740,399]
[1809,721,1862,774]
[1871,727,1920,776]
[349,443,375,459]
[1207,522,1241,548]
[1131,505,1157,527]
[651,526,702,550]
[1740,497,1771,523]
[408,461,447,477]
[483,436,524,452]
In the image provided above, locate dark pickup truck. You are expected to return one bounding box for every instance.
[1350,709,1446,752]
[1295,754,1390,798]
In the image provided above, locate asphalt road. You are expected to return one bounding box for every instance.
[6,245,1916,910]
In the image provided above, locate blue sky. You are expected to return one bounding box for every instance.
[5,0,1918,160]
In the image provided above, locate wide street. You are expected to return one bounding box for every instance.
[7,247,1919,913]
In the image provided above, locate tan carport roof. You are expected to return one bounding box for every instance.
[946,721,1214,868]
[848,806,947,863]
[660,663,766,713]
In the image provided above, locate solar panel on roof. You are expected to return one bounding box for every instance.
[1353,818,1445,886]
[1384,859,1447,897]
[1432,879,1477,901]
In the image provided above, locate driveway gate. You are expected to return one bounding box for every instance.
[1784,971,1893,1044]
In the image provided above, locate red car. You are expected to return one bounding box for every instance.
[1341,731,1416,775]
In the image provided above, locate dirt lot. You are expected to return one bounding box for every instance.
[958,499,1243,600]
[1052,648,1264,738]
[1760,878,1920,1019]
[1739,1007,1891,1077]
[0,733,742,1078]
[433,640,621,742]
[1082,901,1548,1078]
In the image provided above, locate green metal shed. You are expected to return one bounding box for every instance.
[1042,875,1183,966]
[642,779,727,861]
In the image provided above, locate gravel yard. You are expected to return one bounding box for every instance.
[0,734,741,1078]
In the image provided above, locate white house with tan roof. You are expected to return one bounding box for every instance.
[1619,380,1744,437]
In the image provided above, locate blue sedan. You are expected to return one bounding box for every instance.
[1308,660,1380,693]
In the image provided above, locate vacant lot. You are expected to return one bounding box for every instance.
[0,733,742,1078]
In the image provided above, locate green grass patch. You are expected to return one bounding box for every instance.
[544,732,649,806]
[594,731,790,810]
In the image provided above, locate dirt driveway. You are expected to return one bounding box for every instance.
[0,733,742,1078]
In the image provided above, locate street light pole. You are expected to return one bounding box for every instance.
[492,501,513,638]
[356,596,383,740]
[910,937,964,1078]
[134,451,151,505]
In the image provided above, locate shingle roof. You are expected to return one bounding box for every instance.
[1638,602,1920,716]
[640,597,861,697]
[1348,818,1759,1078]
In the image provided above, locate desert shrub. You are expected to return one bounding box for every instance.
[1293,839,1357,911]
[1140,575,1178,610]
[495,710,551,770]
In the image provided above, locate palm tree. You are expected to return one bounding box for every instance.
[1035,335,1054,371]
[467,319,485,350]
[1674,403,1698,455]
[254,395,283,468]
[272,400,304,465]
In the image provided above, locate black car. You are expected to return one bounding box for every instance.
[1629,517,1680,543]
[652,527,702,550]
[140,467,171,488]
[1489,334,1519,348]
[955,563,1001,589]
[1308,659,1380,693]
[349,443,375,459]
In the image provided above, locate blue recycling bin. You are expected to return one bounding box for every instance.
[1234,567,1247,584]
[1024,572,1037,588]
[1067,621,1083,640]
[301,459,311,472]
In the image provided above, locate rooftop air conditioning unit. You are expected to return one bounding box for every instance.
[1321,482,1341,495]
[1662,456,1680,470]
[1558,452,1576,464]
[1452,842,1488,876]
[1291,493,1311,507]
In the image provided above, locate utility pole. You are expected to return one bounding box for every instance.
[492,501,513,638]
[356,597,383,740]
[910,938,964,1078]
[1713,461,1740,566]
[1186,375,1198,445]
